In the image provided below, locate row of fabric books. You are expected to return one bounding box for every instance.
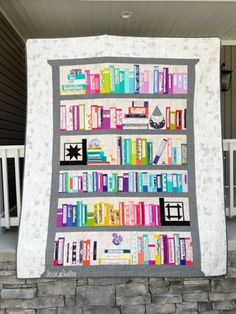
[166,107,186,130]
[59,171,188,193]
[60,137,187,166]
[57,201,160,227]
[56,198,189,227]
[60,101,187,131]
[53,232,193,266]
[60,65,188,95]
[116,137,187,166]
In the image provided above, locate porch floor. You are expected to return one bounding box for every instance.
[0,227,17,262]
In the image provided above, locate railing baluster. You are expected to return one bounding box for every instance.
[14,149,21,223]
[1,150,10,228]
[0,159,3,230]
[229,142,234,217]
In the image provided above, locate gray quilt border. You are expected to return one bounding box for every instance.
[42,56,204,277]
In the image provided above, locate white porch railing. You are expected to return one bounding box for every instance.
[223,139,236,217]
[0,146,24,229]
[0,141,235,229]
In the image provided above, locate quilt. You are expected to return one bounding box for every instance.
[17,35,226,278]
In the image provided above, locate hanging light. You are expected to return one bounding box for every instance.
[221,63,232,92]
[120,11,133,19]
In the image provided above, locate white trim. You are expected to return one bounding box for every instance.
[73,0,236,1]
[0,146,24,158]
[222,40,236,46]
[228,240,236,251]
[230,144,234,216]
[14,150,21,219]
[1,150,10,229]
[0,217,19,228]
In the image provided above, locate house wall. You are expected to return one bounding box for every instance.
[0,10,26,210]
[222,46,236,139]
[0,10,26,145]
[221,47,236,242]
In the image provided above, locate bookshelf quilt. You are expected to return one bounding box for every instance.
[17,36,226,278]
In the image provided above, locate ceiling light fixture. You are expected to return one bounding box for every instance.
[120,11,133,19]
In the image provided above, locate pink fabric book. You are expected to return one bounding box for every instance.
[168,73,173,94]
[98,173,103,192]
[94,74,100,94]
[167,237,176,265]
[143,70,150,93]
[173,73,188,94]
[72,105,78,130]
[116,109,123,130]
[102,109,111,129]
[85,70,91,94]
[56,208,63,227]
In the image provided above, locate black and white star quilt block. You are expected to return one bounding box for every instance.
[60,139,87,165]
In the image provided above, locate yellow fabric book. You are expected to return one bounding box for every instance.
[170,111,176,130]
[141,138,148,165]
[131,140,137,165]
[154,234,162,265]
[100,68,111,93]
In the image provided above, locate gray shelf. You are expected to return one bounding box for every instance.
[61,129,187,136]
[58,192,188,198]
[55,225,191,233]
[43,265,203,277]
[59,165,187,171]
[59,93,188,100]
